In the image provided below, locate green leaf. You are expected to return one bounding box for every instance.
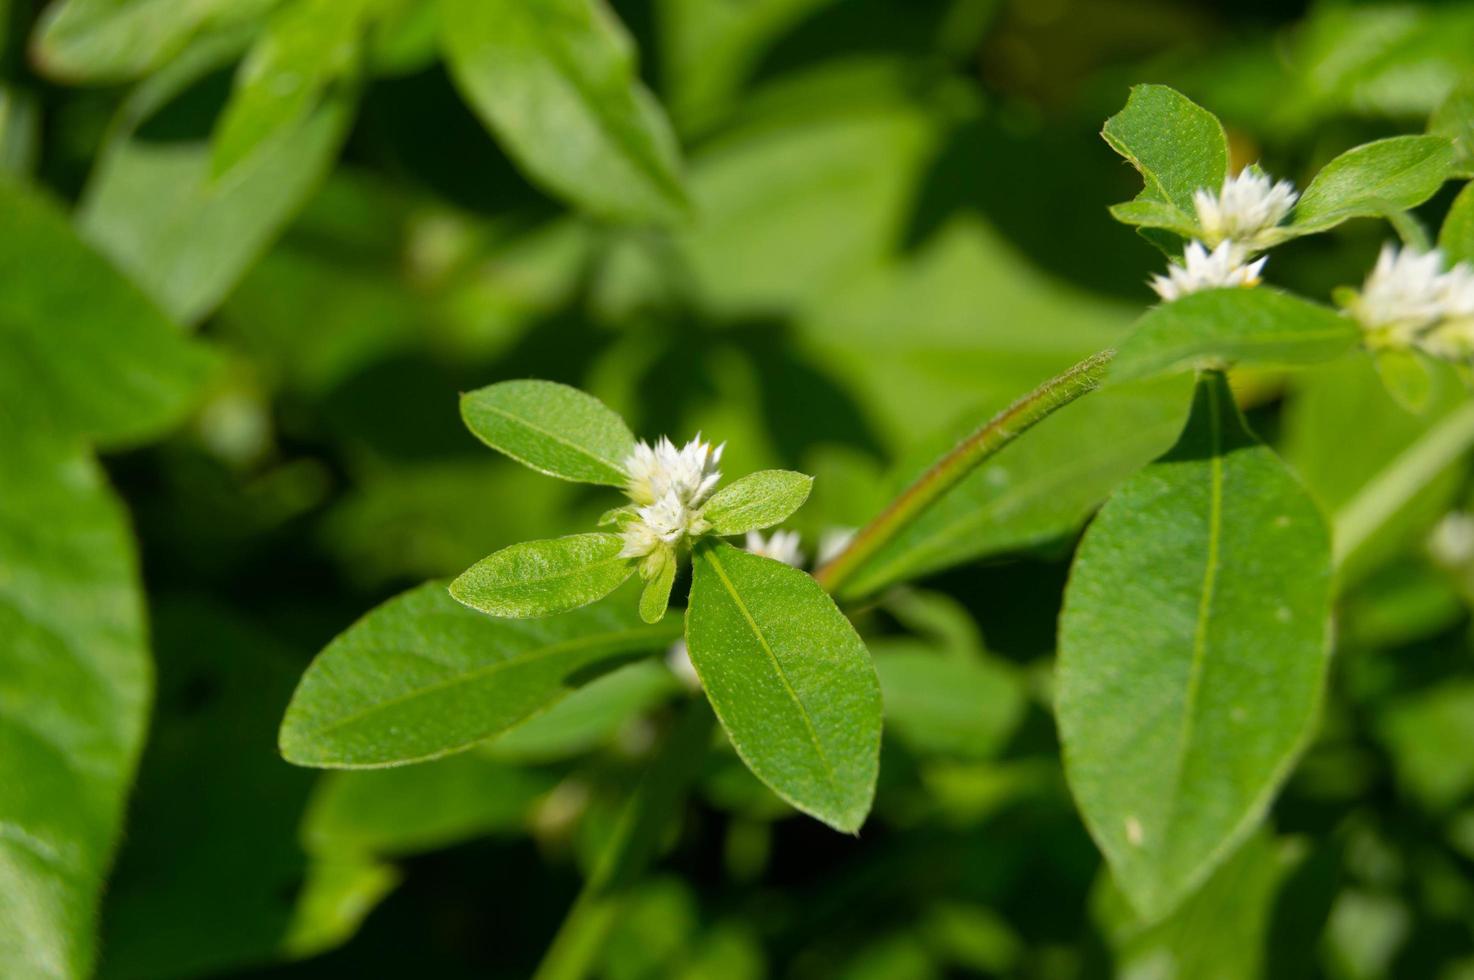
[1373,347,1435,414]
[303,752,556,857]
[639,552,677,624]
[450,533,635,618]
[1109,288,1360,384]
[280,582,679,767]
[1107,199,1200,239]
[1438,180,1474,265]
[839,374,1194,599]
[0,426,152,978]
[703,469,813,535]
[78,39,354,324]
[1378,682,1474,812]
[1290,135,1456,234]
[686,540,881,833]
[29,0,275,82]
[872,646,1024,761]
[0,176,218,446]
[488,659,678,761]
[1057,372,1333,921]
[460,379,637,485]
[1430,76,1474,179]
[1102,84,1229,215]
[211,0,372,177]
[440,0,690,224]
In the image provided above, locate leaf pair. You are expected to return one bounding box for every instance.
[1106,84,1456,249]
[450,379,810,624]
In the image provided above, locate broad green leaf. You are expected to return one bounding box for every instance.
[1057,373,1333,921]
[1107,199,1199,239]
[686,541,881,832]
[280,582,678,767]
[211,0,372,177]
[839,374,1193,599]
[0,426,151,978]
[1109,288,1360,384]
[488,659,678,761]
[0,176,218,446]
[303,752,556,857]
[872,645,1024,761]
[703,470,813,535]
[29,0,275,82]
[1102,84,1229,215]
[1290,135,1456,234]
[440,0,690,224]
[1438,180,1474,265]
[450,533,635,618]
[79,44,354,324]
[460,379,636,485]
[639,554,677,624]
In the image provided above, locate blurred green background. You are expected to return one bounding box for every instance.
[8,0,1474,976]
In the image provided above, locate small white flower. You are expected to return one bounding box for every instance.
[618,490,710,560]
[1344,244,1451,343]
[624,435,723,508]
[744,529,805,567]
[1150,240,1267,302]
[1194,169,1297,250]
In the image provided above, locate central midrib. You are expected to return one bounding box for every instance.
[701,547,842,801]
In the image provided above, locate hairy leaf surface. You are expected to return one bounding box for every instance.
[461,379,637,485]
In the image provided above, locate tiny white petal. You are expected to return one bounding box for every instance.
[1193,169,1297,250]
[744,529,805,567]
[1151,240,1265,302]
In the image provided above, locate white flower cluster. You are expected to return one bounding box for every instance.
[1342,244,1474,360]
[1151,169,1296,302]
[617,435,724,574]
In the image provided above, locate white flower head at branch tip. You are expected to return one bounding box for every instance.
[1150,240,1267,302]
[1343,244,1474,358]
[1193,169,1297,250]
[745,529,805,567]
[618,434,723,562]
[623,434,723,508]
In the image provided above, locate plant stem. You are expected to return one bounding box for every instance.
[814,349,1116,596]
[1334,400,1474,568]
[532,698,714,980]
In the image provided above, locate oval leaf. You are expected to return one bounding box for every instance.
[1102,84,1229,216]
[638,553,677,624]
[1438,179,1474,265]
[440,0,690,224]
[1290,135,1456,234]
[460,379,636,485]
[0,427,151,977]
[1109,288,1360,384]
[703,469,814,535]
[450,532,635,618]
[686,540,881,833]
[1057,373,1333,921]
[0,176,218,446]
[280,582,678,767]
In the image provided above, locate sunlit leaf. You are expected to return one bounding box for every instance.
[0,426,151,978]
[1102,84,1229,217]
[440,0,690,223]
[686,541,881,833]
[460,379,637,486]
[1109,288,1359,384]
[280,582,678,767]
[450,533,636,619]
[1057,373,1333,921]
[0,176,217,447]
[703,470,813,536]
[1290,135,1456,235]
